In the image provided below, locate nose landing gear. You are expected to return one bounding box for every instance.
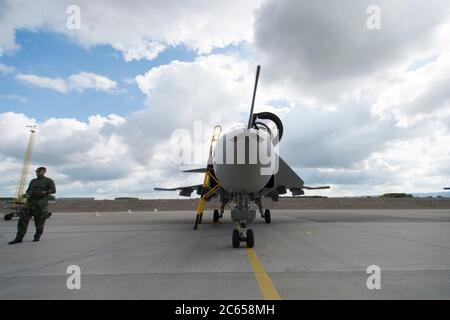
[232,224,254,248]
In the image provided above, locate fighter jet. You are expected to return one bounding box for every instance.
[155,66,329,248]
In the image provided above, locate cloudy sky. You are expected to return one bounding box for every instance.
[0,0,449,198]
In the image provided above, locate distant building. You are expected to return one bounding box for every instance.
[380,193,413,198]
[57,197,95,201]
[0,197,15,201]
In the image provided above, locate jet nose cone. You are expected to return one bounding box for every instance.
[213,128,277,193]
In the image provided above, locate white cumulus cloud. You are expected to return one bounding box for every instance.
[67,72,118,92]
[16,72,117,93]
[16,74,68,93]
[0,62,15,74]
[0,0,264,60]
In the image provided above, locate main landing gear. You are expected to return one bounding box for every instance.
[213,209,220,223]
[256,198,271,224]
[263,209,271,224]
[213,205,225,223]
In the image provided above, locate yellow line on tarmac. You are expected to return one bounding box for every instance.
[245,248,282,300]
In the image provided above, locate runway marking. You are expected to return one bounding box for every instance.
[297,230,312,235]
[245,248,281,300]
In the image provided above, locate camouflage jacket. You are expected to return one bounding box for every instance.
[25,176,56,210]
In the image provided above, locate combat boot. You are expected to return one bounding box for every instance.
[8,238,22,245]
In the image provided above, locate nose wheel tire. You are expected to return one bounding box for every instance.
[232,229,240,248]
[264,209,271,224]
[246,229,254,248]
[232,229,255,248]
[213,209,220,223]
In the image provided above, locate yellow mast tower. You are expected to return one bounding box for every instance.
[4,125,37,220]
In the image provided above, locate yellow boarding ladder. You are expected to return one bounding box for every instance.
[193,125,222,230]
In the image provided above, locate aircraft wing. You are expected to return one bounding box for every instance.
[302,186,331,190]
[182,168,208,173]
[275,157,330,196]
[154,184,203,197]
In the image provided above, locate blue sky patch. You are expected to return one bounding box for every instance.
[0,30,199,121]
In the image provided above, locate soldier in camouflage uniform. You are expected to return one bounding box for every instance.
[9,167,56,244]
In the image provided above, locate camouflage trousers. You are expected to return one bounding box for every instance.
[15,205,49,241]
